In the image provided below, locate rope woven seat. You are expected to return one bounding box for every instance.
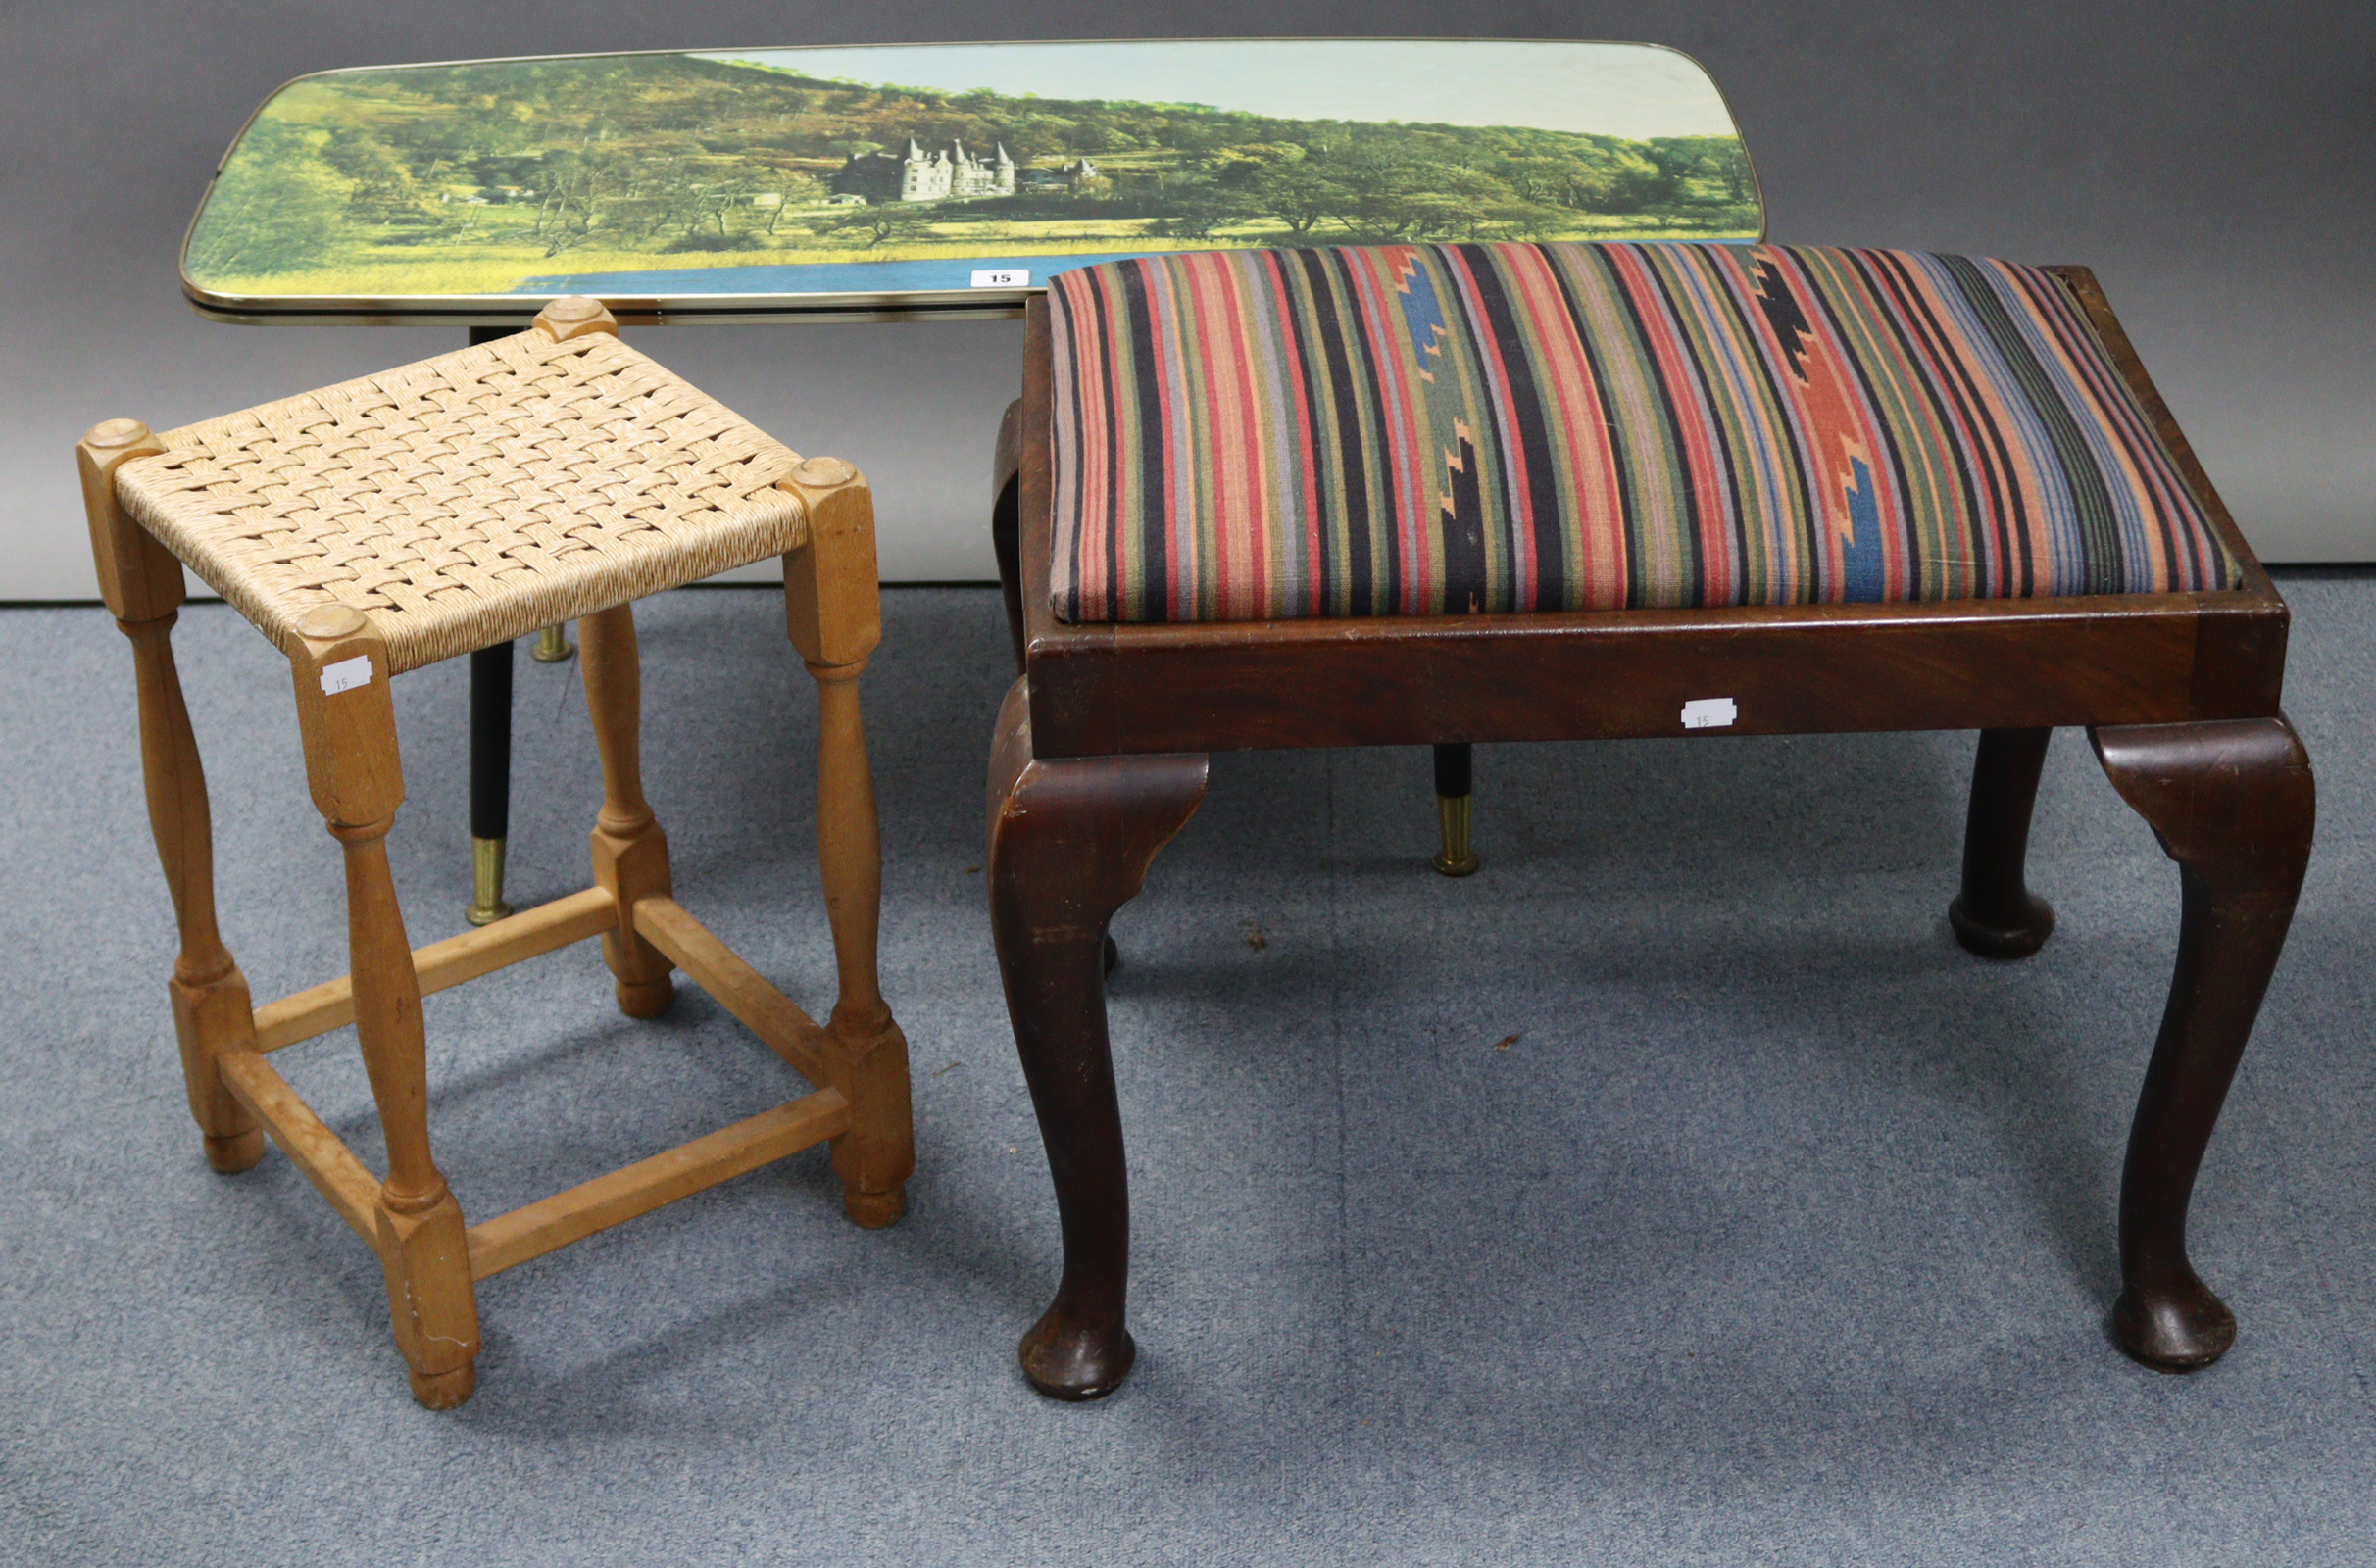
[111,303,813,674]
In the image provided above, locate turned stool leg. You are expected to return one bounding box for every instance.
[2092,717,2314,1370]
[127,612,268,1174]
[579,606,677,1019]
[80,420,264,1173]
[781,457,914,1228]
[987,679,1208,1399]
[1950,727,2056,957]
[806,655,914,1228]
[292,607,480,1408]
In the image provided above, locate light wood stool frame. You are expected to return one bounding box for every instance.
[79,334,913,1409]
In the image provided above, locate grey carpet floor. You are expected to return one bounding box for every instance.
[3,577,2372,1566]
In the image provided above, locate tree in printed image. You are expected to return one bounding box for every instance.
[185,119,350,275]
[1649,137,1756,203]
[829,204,942,249]
[1151,183,1253,239]
[1247,163,1339,239]
[319,129,430,225]
[1237,143,1560,246]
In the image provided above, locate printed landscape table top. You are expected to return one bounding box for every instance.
[182,38,1763,323]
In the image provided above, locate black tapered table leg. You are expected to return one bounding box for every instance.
[466,640,516,925]
[461,324,522,926]
[1431,742,1478,876]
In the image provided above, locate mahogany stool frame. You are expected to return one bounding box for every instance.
[986,268,2314,1400]
[80,347,914,1409]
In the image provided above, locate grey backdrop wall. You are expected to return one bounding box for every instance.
[3,2,2369,598]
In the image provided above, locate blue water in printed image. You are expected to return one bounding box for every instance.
[513,252,1163,297]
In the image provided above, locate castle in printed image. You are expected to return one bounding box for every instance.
[830,138,1016,203]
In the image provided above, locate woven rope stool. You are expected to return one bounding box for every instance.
[79,297,912,1408]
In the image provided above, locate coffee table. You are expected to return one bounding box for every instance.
[182,35,1761,921]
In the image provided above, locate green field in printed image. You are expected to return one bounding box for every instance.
[185,40,1761,300]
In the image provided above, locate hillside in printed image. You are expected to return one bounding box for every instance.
[186,50,1759,297]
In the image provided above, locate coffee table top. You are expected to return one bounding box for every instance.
[183,38,1761,324]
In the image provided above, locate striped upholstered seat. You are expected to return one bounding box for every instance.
[1044,244,2238,624]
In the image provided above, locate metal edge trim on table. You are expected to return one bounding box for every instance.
[181,292,1037,326]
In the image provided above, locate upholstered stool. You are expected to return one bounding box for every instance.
[81,298,912,1408]
[986,243,2313,1398]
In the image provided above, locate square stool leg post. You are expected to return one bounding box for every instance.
[290,609,481,1409]
[579,605,677,1020]
[986,680,1209,1399]
[782,461,914,1228]
[2091,716,2313,1371]
[80,419,265,1175]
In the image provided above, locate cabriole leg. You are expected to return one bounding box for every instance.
[2091,716,2313,1370]
[580,604,676,1019]
[1951,727,2056,957]
[1002,397,1114,986]
[292,607,480,1408]
[987,679,1208,1399]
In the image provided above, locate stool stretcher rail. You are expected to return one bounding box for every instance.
[218,1048,382,1245]
[633,896,833,1087]
[252,887,620,1052]
[228,879,862,1281]
[465,1088,853,1280]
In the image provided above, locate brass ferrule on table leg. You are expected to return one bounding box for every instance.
[1431,794,1480,877]
[465,836,514,926]
[532,623,575,663]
